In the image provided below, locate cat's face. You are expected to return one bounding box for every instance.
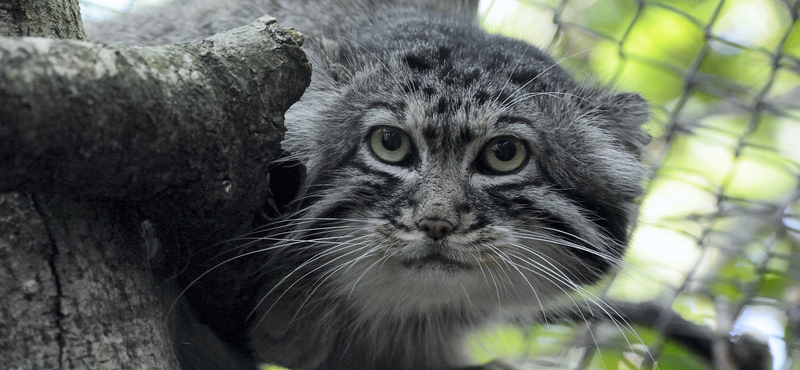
[281,25,649,321]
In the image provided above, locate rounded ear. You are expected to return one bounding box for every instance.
[596,92,651,154]
[310,36,348,82]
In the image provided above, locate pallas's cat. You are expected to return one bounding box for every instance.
[88,0,649,369]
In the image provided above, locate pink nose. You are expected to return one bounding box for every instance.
[418,218,454,239]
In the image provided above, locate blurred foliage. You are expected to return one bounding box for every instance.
[479,0,800,369]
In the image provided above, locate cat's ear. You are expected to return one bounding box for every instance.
[311,36,348,83]
[595,92,651,154]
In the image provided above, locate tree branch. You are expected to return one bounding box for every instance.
[1,14,310,237]
[0,2,311,368]
[1,15,309,200]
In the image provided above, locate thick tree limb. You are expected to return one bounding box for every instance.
[0,1,311,368]
[1,14,311,238]
[1,15,309,203]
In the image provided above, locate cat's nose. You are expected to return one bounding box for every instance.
[418,218,454,240]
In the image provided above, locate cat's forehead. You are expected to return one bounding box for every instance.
[354,64,580,147]
[360,87,542,145]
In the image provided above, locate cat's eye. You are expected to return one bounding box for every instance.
[480,137,528,174]
[369,126,412,164]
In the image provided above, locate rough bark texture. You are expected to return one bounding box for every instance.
[0,14,310,238]
[0,16,307,205]
[0,192,62,369]
[0,0,311,368]
[0,0,85,39]
[0,193,177,369]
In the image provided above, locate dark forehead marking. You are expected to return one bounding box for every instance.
[404,54,433,72]
[474,89,512,107]
[459,126,473,143]
[495,115,533,129]
[407,89,489,151]
[436,96,449,114]
[422,125,438,140]
[419,119,462,156]
[368,100,406,116]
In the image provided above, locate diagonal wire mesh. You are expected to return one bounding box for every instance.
[476,0,800,369]
[80,0,800,369]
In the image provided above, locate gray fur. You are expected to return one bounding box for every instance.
[89,1,649,369]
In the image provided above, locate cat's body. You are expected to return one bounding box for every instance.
[88,1,649,369]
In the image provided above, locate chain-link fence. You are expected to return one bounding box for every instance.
[81,0,800,369]
[476,1,800,369]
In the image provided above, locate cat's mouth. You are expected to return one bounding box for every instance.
[402,253,471,271]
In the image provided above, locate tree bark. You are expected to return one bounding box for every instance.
[0,0,311,368]
[1,193,178,369]
[0,0,85,39]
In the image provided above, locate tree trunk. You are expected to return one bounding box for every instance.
[0,0,85,39]
[0,0,311,368]
[0,193,179,369]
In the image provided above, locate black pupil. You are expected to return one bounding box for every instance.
[381,130,403,151]
[492,140,517,162]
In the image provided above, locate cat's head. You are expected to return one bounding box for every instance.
[281,18,649,320]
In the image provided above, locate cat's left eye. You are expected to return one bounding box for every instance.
[369,126,412,164]
[479,137,528,174]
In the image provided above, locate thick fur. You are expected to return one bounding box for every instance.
[89,1,650,369]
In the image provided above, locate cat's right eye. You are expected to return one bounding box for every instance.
[369,126,412,164]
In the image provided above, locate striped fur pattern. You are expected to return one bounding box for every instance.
[252,4,650,369]
[88,1,650,369]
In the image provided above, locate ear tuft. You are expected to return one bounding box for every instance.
[311,36,347,82]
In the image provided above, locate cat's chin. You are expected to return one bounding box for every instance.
[401,252,472,272]
[395,237,477,272]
